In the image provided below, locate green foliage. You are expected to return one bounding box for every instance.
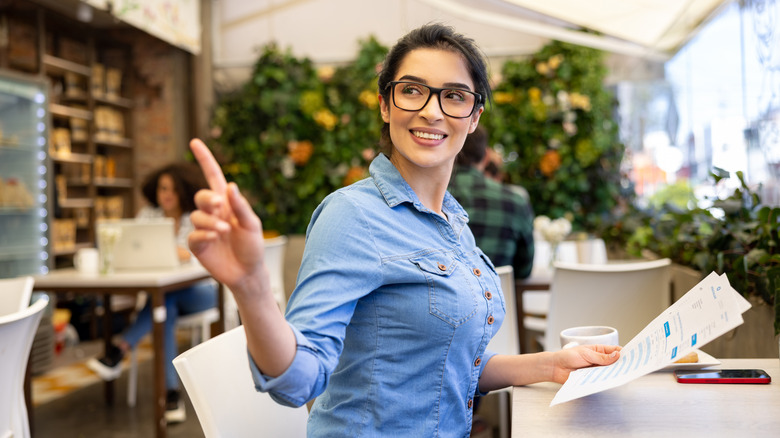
[483,41,628,231]
[604,170,780,335]
[210,39,387,234]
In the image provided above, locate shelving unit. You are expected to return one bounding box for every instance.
[34,7,135,269]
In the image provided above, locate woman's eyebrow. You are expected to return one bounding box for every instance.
[397,75,473,91]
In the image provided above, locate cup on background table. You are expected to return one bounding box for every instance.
[560,325,619,349]
[74,247,100,275]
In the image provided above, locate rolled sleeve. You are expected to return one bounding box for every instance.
[247,321,327,407]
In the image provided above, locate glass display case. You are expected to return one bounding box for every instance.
[0,71,50,278]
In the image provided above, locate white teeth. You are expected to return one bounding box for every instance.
[412,131,445,140]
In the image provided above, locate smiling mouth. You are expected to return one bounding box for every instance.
[411,130,446,140]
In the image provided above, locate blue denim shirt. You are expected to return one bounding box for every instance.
[249,154,506,437]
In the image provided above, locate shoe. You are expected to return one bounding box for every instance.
[165,389,186,424]
[86,344,124,381]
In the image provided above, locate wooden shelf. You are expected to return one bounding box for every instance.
[50,152,93,164]
[58,198,94,209]
[94,94,133,109]
[50,103,92,120]
[42,54,91,76]
[94,177,133,188]
[94,137,131,148]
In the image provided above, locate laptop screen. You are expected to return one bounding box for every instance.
[96,218,180,270]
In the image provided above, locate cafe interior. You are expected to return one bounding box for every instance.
[1,0,779,437]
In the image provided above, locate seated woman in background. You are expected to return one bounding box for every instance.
[87,162,217,424]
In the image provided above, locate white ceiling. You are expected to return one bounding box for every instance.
[213,0,732,70]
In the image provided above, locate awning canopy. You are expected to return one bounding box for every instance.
[214,0,732,70]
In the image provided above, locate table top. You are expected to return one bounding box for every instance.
[33,263,211,290]
[512,358,780,437]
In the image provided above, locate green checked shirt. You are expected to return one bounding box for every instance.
[448,165,535,279]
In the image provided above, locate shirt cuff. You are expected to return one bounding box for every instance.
[247,321,322,407]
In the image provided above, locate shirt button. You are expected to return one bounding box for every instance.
[473,268,481,276]
[467,398,473,409]
[487,315,495,325]
[474,358,481,367]
[484,290,492,300]
[438,263,447,271]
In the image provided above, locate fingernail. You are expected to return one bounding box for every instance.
[217,221,230,232]
[610,351,617,358]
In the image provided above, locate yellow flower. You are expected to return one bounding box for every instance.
[569,92,592,111]
[300,91,324,115]
[535,62,550,76]
[528,87,542,104]
[313,109,338,131]
[359,90,379,109]
[493,91,515,105]
[317,66,335,82]
[224,163,241,175]
[548,54,564,70]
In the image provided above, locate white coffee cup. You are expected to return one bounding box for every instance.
[74,247,100,275]
[560,326,619,349]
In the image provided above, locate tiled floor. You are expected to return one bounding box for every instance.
[30,340,205,438]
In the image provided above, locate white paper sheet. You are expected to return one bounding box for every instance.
[551,272,751,406]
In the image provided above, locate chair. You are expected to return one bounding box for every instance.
[173,325,309,438]
[485,265,518,438]
[127,236,289,407]
[542,258,672,351]
[0,294,50,438]
[0,276,34,316]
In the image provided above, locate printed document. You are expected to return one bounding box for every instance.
[551,272,751,406]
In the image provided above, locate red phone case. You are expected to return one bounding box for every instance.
[674,369,771,384]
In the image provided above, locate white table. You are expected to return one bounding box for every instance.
[32,264,222,438]
[512,358,780,437]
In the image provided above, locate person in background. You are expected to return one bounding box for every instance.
[87,162,217,424]
[187,24,619,436]
[448,125,536,279]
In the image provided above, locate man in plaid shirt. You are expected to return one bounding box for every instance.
[448,126,535,278]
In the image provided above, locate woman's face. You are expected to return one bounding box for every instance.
[379,48,482,176]
[156,174,180,215]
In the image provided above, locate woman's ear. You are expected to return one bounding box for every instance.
[379,94,390,123]
[468,106,484,133]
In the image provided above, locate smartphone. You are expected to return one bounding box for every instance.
[674,369,771,384]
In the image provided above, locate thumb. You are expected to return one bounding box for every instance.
[226,182,262,232]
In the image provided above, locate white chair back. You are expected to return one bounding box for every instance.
[576,238,608,264]
[0,276,34,316]
[173,325,308,438]
[543,259,672,351]
[487,265,520,355]
[264,236,288,311]
[0,294,49,438]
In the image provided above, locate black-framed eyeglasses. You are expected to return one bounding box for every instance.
[386,81,482,119]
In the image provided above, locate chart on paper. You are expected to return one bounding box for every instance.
[551,272,751,406]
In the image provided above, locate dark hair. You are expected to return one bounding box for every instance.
[456,125,488,167]
[140,162,208,213]
[377,24,492,154]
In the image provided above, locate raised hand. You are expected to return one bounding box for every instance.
[188,138,267,292]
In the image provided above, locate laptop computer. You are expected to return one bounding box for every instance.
[97,218,180,270]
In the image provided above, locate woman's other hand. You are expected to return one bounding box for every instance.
[550,344,622,384]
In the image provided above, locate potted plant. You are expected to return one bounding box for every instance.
[603,169,780,343]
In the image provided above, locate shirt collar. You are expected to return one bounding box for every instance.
[369,154,469,225]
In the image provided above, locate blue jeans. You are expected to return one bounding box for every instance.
[122,280,217,390]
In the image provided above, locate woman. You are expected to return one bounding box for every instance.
[87,162,217,424]
[188,24,620,436]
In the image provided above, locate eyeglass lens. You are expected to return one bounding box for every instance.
[391,82,477,118]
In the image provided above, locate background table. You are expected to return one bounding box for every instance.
[512,358,779,437]
[32,264,222,438]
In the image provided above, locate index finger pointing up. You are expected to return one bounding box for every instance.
[190,138,227,194]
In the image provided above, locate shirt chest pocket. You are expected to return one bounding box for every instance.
[410,254,478,327]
